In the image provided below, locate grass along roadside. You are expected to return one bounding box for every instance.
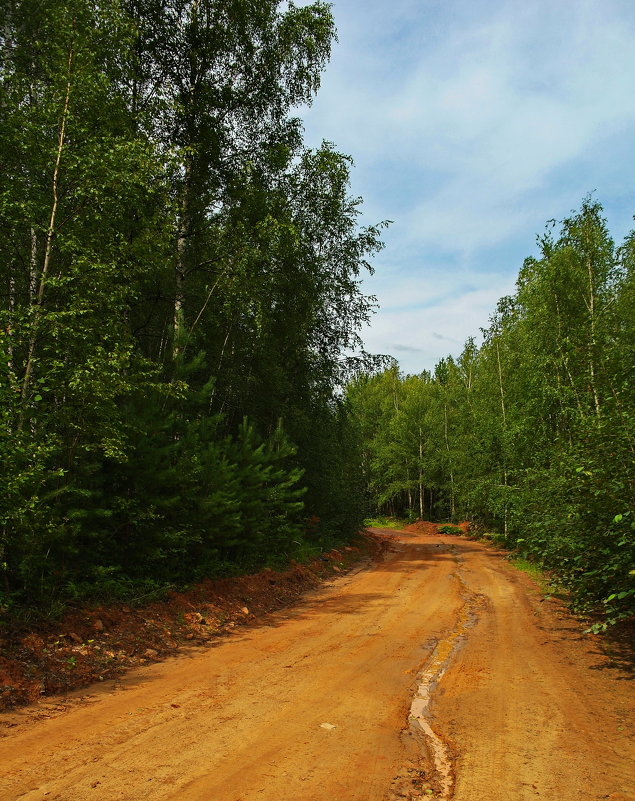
[364,516,410,530]
[507,555,557,598]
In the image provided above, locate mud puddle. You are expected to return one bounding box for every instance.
[404,543,485,800]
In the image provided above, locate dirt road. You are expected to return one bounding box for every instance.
[1,530,633,801]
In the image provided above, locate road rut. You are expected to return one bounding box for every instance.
[1,530,633,801]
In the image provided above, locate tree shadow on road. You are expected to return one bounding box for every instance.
[369,540,504,574]
[593,621,635,679]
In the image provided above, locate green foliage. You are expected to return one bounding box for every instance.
[350,199,635,628]
[508,557,547,582]
[363,516,408,530]
[437,525,462,535]
[0,0,382,614]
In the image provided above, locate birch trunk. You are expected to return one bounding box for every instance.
[495,339,509,536]
[19,44,73,426]
[418,425,424,519]
[585,256,601,418]
[173,166,190,362]
[444,400,455,519]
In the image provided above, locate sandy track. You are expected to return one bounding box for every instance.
[0,531,633,801]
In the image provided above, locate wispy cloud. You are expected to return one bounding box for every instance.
[390,343,423,353]
[300,0,635,372]
[361,276,517,375]
[432,333,458,342]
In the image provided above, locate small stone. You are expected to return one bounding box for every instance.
[241,607,249,615]
[143,648,158,658]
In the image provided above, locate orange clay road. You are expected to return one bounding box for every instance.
[1,529,633,801]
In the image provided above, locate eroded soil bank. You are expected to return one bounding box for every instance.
[0,533,385,709]
[1,529,633,801]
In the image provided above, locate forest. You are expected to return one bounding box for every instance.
[1,0,632,631]
[348,199,635,628]
[0,0,385,613]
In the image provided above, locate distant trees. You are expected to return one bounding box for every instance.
[0,0,385,610]
[349,199,635,626]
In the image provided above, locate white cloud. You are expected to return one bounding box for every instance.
[299,0,635,370]
[361,270,517,374]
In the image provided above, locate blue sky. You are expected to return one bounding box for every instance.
[298,0,635,374]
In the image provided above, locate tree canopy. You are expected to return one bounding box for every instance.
[0,0,385,611]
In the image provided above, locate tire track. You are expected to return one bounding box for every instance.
[403,542,487,800]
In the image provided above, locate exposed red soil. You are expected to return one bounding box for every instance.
[0,528,632,801]
[0,532,388,710]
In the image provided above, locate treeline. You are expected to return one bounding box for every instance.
[0,0,384,611]
[349,199,634,626]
